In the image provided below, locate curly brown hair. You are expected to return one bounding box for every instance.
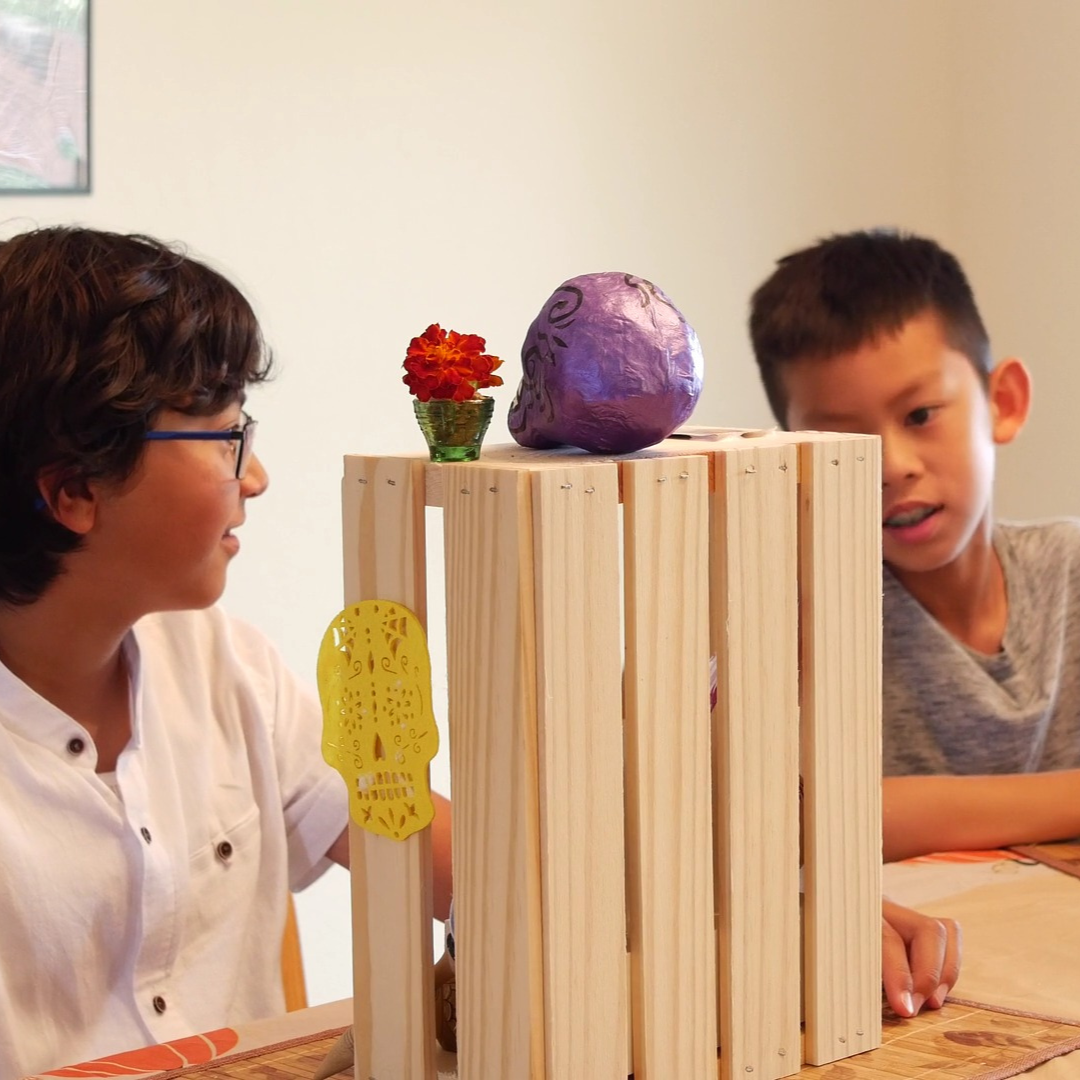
[0,226,272,606]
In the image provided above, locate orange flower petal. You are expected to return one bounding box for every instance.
[403,326,501,399]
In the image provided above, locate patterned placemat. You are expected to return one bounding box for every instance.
[130,997,1080,1078]
[144,1027,347,1079]
[790,997,1080,1079]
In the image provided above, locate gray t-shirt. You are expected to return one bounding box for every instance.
[883,519,1080,776]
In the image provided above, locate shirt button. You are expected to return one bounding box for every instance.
[66,737,85,755]
[215,840,234,861]
[152,995,167,1014]
[140,827,152,844]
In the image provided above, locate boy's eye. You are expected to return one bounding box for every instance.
[906,405,936,427]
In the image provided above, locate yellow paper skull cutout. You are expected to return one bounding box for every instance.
[317,600,438,841]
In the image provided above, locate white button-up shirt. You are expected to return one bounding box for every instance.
[0,607,348,1078]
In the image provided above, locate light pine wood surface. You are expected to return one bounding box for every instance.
[623,454,717,1080]
[443,465,546,1080]
[340,429,883,1079]
[343,455,436,1080]
[710,441,802,1080]
[797,435,883,1065]
[531,464,629,1079]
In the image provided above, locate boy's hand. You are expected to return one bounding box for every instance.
[882,899,961,1017]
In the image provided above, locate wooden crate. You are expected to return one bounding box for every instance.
[340,428,882,1080]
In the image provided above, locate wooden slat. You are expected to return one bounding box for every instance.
[443,465,545,1080]
[423,432,819,508]
[623,454,716,1079]
[342,455,436,1080]
[710,441,801,1080]
[797,434,883,1065]
[531,464,628,1079]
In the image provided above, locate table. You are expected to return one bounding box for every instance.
[25,848,1080,1079]
[872,845,1080,1079]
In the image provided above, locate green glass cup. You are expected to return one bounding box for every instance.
[413,396,495,463]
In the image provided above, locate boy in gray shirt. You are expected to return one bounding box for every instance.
[750,228,1080,862]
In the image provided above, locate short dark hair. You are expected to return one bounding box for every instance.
[0,226,272,606]
[748,229,992,426]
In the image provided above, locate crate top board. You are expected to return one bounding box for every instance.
[345,426,880,508]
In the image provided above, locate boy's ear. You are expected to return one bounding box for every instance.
[988,357,1031,447]
[35,471,98,536]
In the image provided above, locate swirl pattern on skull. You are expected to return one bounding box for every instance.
[508,272,703,454]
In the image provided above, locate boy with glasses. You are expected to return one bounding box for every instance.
[0,226,451,1077]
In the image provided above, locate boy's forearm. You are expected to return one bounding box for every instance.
[431,791,453,923]
[883,770,1080,862]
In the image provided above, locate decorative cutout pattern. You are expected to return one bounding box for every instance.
[318,601,438,841]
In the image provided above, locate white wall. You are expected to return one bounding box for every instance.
[947,1,1080,520]
[4,0,1065,1006]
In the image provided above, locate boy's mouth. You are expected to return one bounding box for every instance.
[883,503,941,530]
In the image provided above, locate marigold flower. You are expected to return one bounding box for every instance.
[403,323,503,401]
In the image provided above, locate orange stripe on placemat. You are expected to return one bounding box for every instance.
[41,1031,240,1077]
[906,849,1023,864]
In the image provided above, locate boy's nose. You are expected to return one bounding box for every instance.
[880,433,921,487]
[242,452,270,497]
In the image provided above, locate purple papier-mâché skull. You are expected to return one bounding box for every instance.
[508,271,703,454]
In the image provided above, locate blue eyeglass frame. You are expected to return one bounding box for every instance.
[144,411,258,479]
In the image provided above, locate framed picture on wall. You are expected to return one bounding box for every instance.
[0,0,89,193]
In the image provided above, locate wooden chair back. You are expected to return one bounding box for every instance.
[281,894,308,1012]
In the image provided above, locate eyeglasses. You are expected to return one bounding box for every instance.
[144,412,258,479]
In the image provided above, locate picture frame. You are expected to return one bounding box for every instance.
[0,0,89,194]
